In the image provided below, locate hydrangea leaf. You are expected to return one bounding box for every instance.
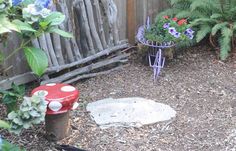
[0,14,20,34]
[48,27,73,38]
[12,20,36,32]
[44,12,65,26]
[23,47,48,77]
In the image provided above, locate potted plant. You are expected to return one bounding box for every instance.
[144,16,195,59]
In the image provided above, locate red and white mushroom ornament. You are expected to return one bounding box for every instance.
[31,83,79,114]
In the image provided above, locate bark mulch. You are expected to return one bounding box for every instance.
[1,45,236,151]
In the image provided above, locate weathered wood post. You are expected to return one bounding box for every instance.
[127,0,137,45]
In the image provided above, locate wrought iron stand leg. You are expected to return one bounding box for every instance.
[148,48,165,81]
[154,49,165,80]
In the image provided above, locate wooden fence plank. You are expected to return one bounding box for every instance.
[127,0,136,45]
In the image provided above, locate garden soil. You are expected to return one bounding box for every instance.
[1,45,236,151]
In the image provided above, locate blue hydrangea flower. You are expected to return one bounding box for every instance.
[35,0,51,8]
[12,0,24,6]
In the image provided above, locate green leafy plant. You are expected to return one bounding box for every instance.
[0,120,10,129]
[7,95,47,134]
[160,0,236,60]
[145,16,194,43]
[0,83,25,113]
[0,121,24,150]
[0,0,72,76]
[0,138,25,151]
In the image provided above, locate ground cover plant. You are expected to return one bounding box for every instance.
[0,83,25,113]
[159,0,236,60]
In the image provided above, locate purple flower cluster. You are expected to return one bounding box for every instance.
[184,28,194,39]
[168,27,181,38]
[163,24,194,40]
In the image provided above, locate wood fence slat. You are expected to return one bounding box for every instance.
[1,1,171,88]
[127,0,136,45]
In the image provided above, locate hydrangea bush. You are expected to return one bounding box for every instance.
[145,16,194,44]
[0,0,72,76]
[7,95,47,134]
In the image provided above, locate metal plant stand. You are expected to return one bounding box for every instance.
[137,24,175,80]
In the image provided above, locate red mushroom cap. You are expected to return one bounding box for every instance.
[31,83,79,115]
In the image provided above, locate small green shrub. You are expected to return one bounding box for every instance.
[0,137,25,151]
[0,121,24,150]
[0,83,25,113]
[160,0,236,60]
[7,95,47,134]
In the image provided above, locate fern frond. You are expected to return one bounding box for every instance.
[155,8,181,21]
[196,25,212,42]
[169,0,192,6]
[176,10,191,18]
[190,10,208,19]
[210,13,223,19]
[233,22,236,30]
[219,27,233,60]
[226,6,236,19]
[190,0,221,14]
[211,22,228,35]
[190,18,216,26]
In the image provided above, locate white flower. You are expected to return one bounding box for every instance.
[23,4,40,16]
[40,8,51,18]
[174,32,181,38]
[168,27,177,35]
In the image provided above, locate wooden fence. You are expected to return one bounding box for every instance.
[0,0,168,89]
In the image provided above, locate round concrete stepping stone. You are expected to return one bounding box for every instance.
[86,97,176,129]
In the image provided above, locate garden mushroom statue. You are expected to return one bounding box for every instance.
[31,83,79,141]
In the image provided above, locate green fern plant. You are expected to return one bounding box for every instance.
[159,0,236,60]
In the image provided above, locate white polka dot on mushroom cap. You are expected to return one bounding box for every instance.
[48,101,62,112]
[46,83,56,86]
[33,90,48,97]
[61,86,76,92]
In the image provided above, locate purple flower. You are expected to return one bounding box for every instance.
[163,23,170,29]
[174,32,181,38]
[12,0,24,6]
[184,28,194,39]
[188,34,194,39]
[168,27,177,35]
[185,28,194,34]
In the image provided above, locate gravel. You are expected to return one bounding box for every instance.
[1,45,236,151]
